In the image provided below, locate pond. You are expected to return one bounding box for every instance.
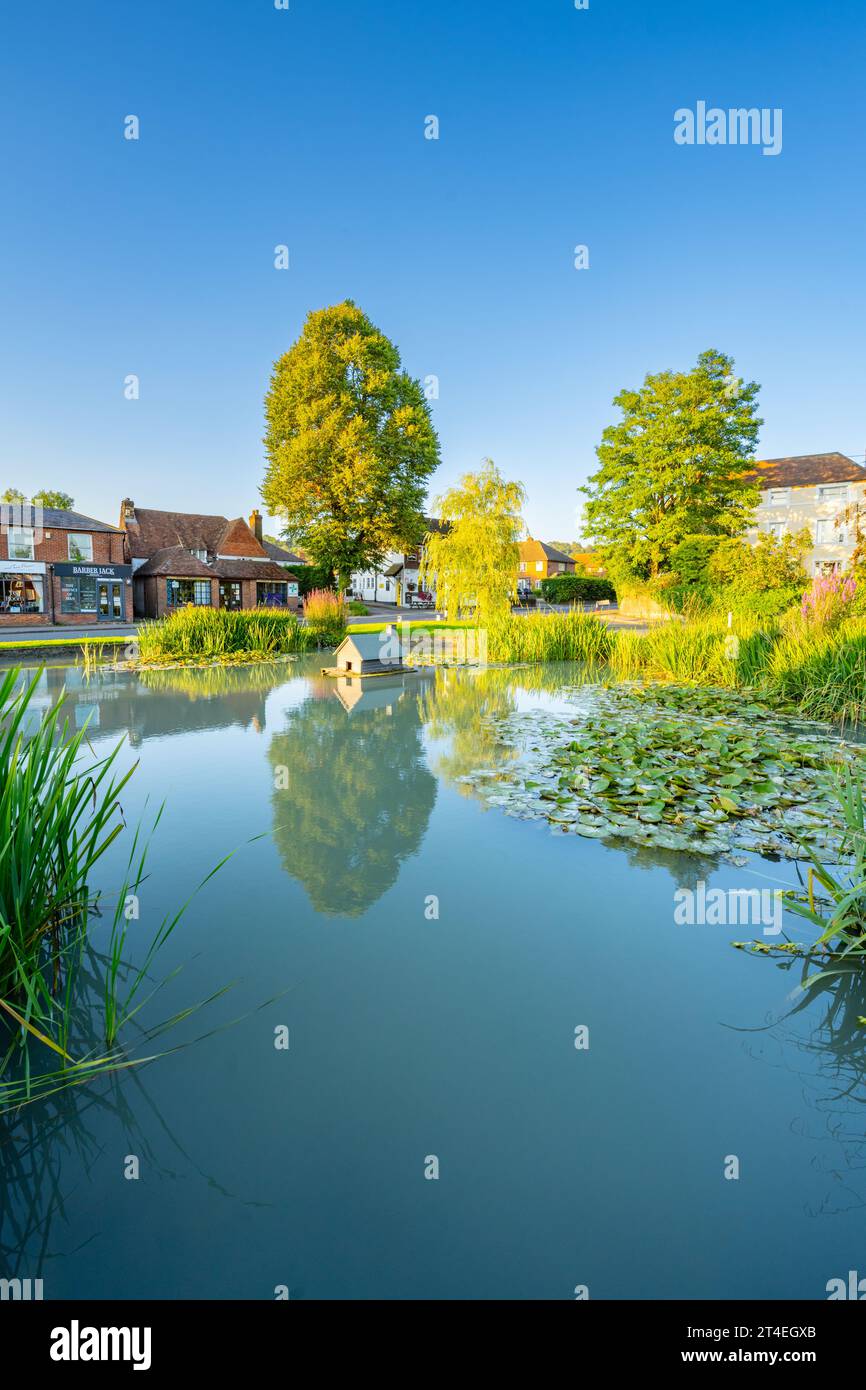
[2,656,865,1300]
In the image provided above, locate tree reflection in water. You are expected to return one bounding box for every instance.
[268,673,437,917]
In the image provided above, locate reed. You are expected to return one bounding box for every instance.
[137,606,309,661]
[0,667,231,1113]
[487,611,612,664]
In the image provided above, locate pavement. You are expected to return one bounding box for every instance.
[0,623,140,642]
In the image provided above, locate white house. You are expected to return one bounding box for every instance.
[746,453,866,575]
[351,518,446,605]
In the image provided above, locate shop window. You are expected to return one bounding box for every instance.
[0,573,44,614]
[61,575,98,613]
[167,579,211,607]
[68,533,94,562]
[257,581,289,607]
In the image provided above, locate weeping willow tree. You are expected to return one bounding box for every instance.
[421,459,526,627]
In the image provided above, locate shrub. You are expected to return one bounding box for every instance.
[670,534,723,585]
[539,574,616,604]
[295,562,336,597]
[347,601,369,616]
[708,530,810,593]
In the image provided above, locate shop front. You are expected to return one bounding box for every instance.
[53,561,132,624]
[0,559,47,618]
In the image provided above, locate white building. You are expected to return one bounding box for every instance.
[351,519,445,606]
[747,453,866,575]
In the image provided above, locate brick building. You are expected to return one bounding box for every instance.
[120,501,300,618]
[0,504,132,627]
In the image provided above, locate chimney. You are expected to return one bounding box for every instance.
[249,508,263,542]
[120,498,135,525]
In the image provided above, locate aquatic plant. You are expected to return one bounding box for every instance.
[800,573,857,628]
[0,667,231,1112]
[457,682,864,861]
[487,611,612,664]
[303,588,347,646]
[137,607,310,661]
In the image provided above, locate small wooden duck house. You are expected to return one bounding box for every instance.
[332,629,407,676]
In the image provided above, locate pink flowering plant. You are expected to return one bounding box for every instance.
[800,573,858,627]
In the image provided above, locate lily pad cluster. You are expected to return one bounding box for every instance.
[458,683,864,862]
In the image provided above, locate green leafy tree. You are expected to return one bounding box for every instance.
[708,529,810,593]
[33,489,74,509]
[1,487,74,508]
[262,300,440,592]
[581,350,763,577]
[421,459,526,625]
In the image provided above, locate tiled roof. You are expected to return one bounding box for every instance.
[212,557,298,582]
[263,540,306,565]
[123,507,268,560]
[0,505,121,533]
[135,547,214,579]
[537,541,576,564]
[749,454,866,488]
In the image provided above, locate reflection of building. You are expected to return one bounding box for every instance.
[745,454,866,576]
[0,504,132,628]
[333,672,430,714]
[28,664,275,747]
[120,502,300,617]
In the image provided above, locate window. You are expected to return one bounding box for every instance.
[167,579,211,606]
[61,575,98,613]
[817,484,848,503]
[8,527,34,561]
[519,562,525,572]
[189,548,208,562]
[815,518,846,545]
[67,533,93,562]
[0,572,43,614]
[536,561,544,572]
[767,488,789,506]
[257,581,289,607]
[766,522,785,540]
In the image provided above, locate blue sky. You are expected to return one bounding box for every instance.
[1,0,864,541]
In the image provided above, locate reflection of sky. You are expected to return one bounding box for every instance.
[5,658,866,1299]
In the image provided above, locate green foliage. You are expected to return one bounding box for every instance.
[295,562,335,596]
[347,601,369,615]
[262,300,440,589]
[539,574,616,603]
[707,529,810,593]
[487,611,612,663]
[421,459,525,625]
[0,669,229,1112]
[137,607,310,661]
[670,534,722,585]
[1,487,74,508]
[581,349,762,576]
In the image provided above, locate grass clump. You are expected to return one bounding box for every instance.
[0,667,230,1113]
[488,611,612,664]
[137,607,310,662]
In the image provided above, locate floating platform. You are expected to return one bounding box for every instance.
[320,664,417,678]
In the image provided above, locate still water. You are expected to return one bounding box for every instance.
[2,657,865,1300]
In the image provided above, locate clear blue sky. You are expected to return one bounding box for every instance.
[2,0,864,541]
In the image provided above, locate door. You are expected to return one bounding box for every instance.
[97,581,123,620]
[219,581,242,610]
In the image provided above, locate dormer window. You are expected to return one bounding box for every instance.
[190,548,208,563]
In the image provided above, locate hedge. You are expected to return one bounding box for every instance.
[539,574,616,604]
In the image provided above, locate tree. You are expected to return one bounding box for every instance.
[33,489,74,509]
[262,300,440,592]
[1,487,74,508]
[420,459,526,624]
[580,350,763,577]
[707,529,810,593]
